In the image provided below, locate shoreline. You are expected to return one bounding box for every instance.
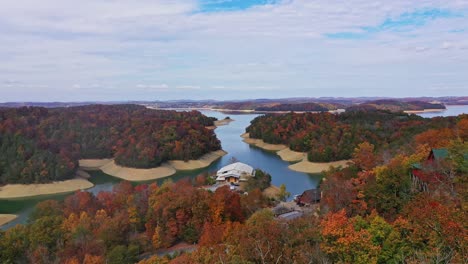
[0,214,18,227]
[288,159,350,174]
[213,118,234,127]
[206,118,234,130]
[241,133,288,151]
[211,108,345,115]
[241,133,350,173]
[79,150,227,182]
[0,178,94,199]
[146,106,345,115]
[404,108,446,114]
[0,150,226,199]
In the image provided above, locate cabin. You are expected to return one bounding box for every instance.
[216,162,255,183]
[295,189,321,206]
[410,148,458,192]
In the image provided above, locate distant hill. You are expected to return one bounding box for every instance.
[255,102,330,112]
[346,100,446,112]
[2,96,466,110]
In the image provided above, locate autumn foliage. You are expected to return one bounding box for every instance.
[0,111,466,263]
[0,105,220,184]
[247,110,459,162]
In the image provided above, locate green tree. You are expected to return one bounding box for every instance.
[107,245,139,264]
[277,183,290,202]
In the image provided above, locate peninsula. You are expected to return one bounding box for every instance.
[0,105,224,197]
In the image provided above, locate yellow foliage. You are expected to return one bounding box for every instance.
[83,254,105,264]
[152,226,163,249]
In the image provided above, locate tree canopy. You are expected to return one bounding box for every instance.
[0,105,220,184]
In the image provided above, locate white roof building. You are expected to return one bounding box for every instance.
[216,162,255,182]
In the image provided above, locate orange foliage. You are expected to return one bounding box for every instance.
[352,142,379,170]
[321,210,380,264]
[414,128,454,148]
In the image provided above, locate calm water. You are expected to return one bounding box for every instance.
[198,110,322,195]
[2,105,467,229]
[417,105,467,118]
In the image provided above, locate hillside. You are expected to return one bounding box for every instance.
[246,110,462,162]
[346,99,446,112]
[0,105,221,184]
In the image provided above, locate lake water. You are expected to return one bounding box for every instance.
[1,105,467,229]
[417,105,467,118]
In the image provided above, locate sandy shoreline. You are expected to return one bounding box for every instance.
[241,133,288,151]
[79,150,227,181]
[242,133,349,173]
[277,148,306,162]
[206,118,234,130]
[214,118,234,127]
[211,108,345,114]
[78,159,113,170]
[0,150,226,199]
[0,178,94,199]
[169,150,227,170]
[404,108,446,114]
[98,161,177,181]
[0,214,18,227]
[146,106,345,115]
[289,159,350,174]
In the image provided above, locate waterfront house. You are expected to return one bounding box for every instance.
[410,148,458,192]
[295,189,321,206]
[216,162,255,183]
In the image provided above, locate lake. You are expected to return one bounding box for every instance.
[1,105,467,229]
[417,105,467,118]
[0,109,321,229]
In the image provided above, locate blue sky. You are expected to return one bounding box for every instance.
[327,8,464,39]
[199,0,280,12]
[0,0,467,101]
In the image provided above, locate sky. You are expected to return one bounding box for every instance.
[0,0,468,102]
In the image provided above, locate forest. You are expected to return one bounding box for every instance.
[346,100,446,112]
[0,105,220,184]
[0,114,466,263]
[246,110,460,162]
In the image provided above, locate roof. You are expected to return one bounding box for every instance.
[430,148,448,160]
[298,189,321,204]
[216,162,254,181]
[411,162,422,169]
[217,162,254,176]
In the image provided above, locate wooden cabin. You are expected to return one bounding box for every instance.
[411,148,449,192]
[295,189,321,206]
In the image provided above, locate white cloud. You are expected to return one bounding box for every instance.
[136,84,170,91]
[177,85,201,90]
[0,0,467,101]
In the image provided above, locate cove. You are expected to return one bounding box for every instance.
[0,110,320,229]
